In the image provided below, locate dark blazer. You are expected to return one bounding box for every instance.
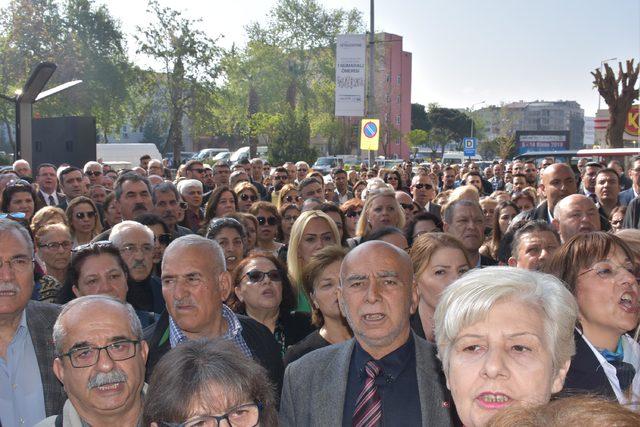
[35,191,66,212]
[561,330,616,399]
[279,333,454,427]
[526,199,611,231]
[25,300,66,417]
[619,188,636,206]
[623,196,640,229]
[425,201,442,220]
[144,310,284,396]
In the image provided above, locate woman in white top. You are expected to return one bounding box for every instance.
[546,231,640,407]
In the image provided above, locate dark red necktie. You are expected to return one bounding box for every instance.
[352,360,382,427]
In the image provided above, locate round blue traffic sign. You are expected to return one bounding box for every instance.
[363,121,378,138]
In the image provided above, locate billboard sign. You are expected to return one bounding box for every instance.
[515,131,570,155]
[335,34,366,117]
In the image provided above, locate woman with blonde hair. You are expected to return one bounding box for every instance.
[234,181,259,213]
[31,205,67,235]
[277,183,302,209]
[287,210,340,312]
[351,186,405,247]
[65,196,102,247]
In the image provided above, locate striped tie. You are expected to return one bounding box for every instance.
[352,360,382,427]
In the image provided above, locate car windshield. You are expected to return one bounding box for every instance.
[316,158,335,165]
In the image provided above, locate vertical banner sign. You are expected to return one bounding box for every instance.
[360,119,380,151]
[335,34,366,117]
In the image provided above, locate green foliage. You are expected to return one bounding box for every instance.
[411,103,429,131]
[268,108,316,165]
[407,129,429,149]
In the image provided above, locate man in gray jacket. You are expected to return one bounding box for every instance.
[280,241,454,427]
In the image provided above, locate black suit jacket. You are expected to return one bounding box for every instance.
[561,330,616,399]
[526,199,611,232]
[144,310,284,397]
[35,191,66,212]
[25,300,66,417]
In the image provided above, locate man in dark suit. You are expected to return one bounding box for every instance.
[280,241,454,427]
[411,174,440,219]
[34,163,66,212]
[0,219,65,426]
[443,199,497,267]
[57,167,86,211]
[618,156,640,206]
[529,162,578,223]
[144,235,283,394]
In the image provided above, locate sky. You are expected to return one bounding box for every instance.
[42,0,640,116]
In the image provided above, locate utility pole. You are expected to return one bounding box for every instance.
[367,0,375,167]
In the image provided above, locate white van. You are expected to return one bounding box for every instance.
[230,146,268,163]
[97,143,162,167]
[441,151,482,164]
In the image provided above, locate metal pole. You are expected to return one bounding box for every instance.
[368,0,375,167]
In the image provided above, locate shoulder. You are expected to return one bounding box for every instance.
[33,416,56,427]
[283,330,328,366]
[27,300,62,320]
[288,339,353,373]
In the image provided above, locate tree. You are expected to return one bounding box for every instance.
[592,59,639,148]
[268,108,316,165]
[135,0,221,162]
[406,129,429,154]
[411,103,429,131]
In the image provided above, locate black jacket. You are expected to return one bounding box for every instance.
[144,309,284,397]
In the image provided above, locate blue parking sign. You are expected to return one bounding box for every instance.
[463,137,477,157]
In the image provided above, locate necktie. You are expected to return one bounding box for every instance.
[48,194,55,206]
[352,360,382,427]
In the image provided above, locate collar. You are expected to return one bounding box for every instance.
[168,304,242,348]
[598,337,625,363]
[353,333,415,381]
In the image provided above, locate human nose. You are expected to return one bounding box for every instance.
[481,347,509,379]
[0,260,15,280]
[94,346,116,372]
[364,281,381,304]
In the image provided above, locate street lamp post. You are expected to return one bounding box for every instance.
[469,100,485,139]
[597,57,617,111]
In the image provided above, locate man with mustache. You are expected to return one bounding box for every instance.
[508,220,561,271]
[144,235,283,395]
[39,295,148,426]
[110,221,164,315]
[443,199,497,267]
[152,182,192,239]
[280,241,454,426]
[0,219,66,426]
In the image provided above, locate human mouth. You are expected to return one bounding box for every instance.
[475,392,512,409]
[619,292,640,313]
[362,313,386,322]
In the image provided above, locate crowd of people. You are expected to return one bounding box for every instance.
[1,152,640,426]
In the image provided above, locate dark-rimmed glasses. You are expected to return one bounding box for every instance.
[38,241,72,251]
[243,269,282,283]
[578,261,639,281]
[345,210,362,218]
[256,216,278,226]
[74,211,96,220]
[413,183,433,190]
[159,401,263,427]
[284,195,302,203]
[85,171,102,177]
[59,339,140,368]
[240,193,258,202]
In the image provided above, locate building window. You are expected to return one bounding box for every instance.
[396,75,401,85]
[386,74,391,82]
[396,137,401,145]
[396,95,401,104]
[396,115,401,125]
[386,95,391,103]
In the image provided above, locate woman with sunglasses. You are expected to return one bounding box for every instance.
[234,181,260,213]
[248,202,283,256]
[546,232,640,406]
[278,203,300,245]
[277,183,302,209]
[136,213,173,277]
[1,179,37,222]
[231,253,313,357]
[340,198,364,238]
[384,169,403,191]
[66,196,102,248]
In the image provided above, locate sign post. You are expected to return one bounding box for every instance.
[360,119,380,157]
[463,137,477,159]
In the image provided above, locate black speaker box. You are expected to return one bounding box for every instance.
[32,116,97,168]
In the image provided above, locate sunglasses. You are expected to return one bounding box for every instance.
[244,269,282,283]
[400,203,414,210]
[345,210,362,218]
[85,171,102,177]
[274,175,287,181]
[179,202,188,210]
[190,168,205,174]
[74,211,96,220]
[7,179,31,188]
[240,193,258,202]
[156,233,172,245]
[284,195,302,203]
[256,216,278,226]
[413,183,433,190]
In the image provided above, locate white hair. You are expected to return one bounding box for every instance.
[360,178,392,200]
[109,220,154,247]
[176,179,203,195]
[295,161,309,168]
[83,161,103,173]
[52,295,142,355]
[434,266,577,375]
[163,234,226,274]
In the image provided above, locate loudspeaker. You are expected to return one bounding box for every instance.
[32,116,96,168]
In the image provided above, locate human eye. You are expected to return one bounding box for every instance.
[511,344,532,353]
[161,277,176,287]
[595,266,614,277]
[108,272,122,281]
[434,268,446,276]
[84,277,98,286]
[187,274,202,285]
[458,267,470,275]
[12,256,30,267]
[322,234,334,243]
[72,347,95,361]
[462,344,483,353]
[304,236,316,243]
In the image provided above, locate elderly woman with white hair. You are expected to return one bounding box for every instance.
[176,178,204,232]
[434,266,578,427]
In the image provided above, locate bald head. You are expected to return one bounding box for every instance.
[541,163,577,211]
[341,240,413,286]
[552,194,600,242]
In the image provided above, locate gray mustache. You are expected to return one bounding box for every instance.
[0,283,20,292]
[88,369,128,389]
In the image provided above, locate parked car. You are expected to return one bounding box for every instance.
[312,156,338,174]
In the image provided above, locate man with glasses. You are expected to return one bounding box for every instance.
[41,295,148,426]
[0,219,66,426]
[395,191,416,224]
[145,235,283,394]
[295,161,310,184]
[83,161,103,186]
[184,160,206,184]
[152,182,193,239]
[110,221,164,315]
[410,174,440,219]
[213,161,231,187]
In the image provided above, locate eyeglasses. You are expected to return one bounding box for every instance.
[256,216,278,226]
[190,168,205,174]
[611,219,623,226]
[244,269,282,283]
[578,261,639,280]
[240,193,258,202]
[159,401,263,427]
[59,339,139,368]
[413,183,433,190]
[297,168,308,173]
[0,212,26,219]
[345,210,362,218]
[38,241,72,251]
[119,243,154,255]
[400,203,414,210]
[284,195,302,203]
[74,211,96,220]
[179,201,188,210]
[85,171,102,177]
[156,233,172,246]
[274,175,287,181]
[0,255,33,273]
